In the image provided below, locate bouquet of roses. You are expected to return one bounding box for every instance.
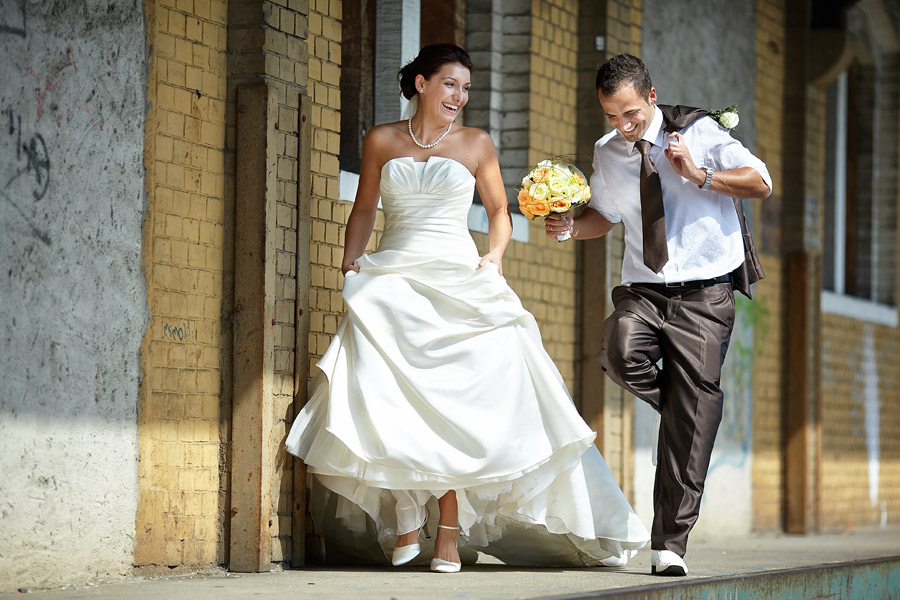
[517,158,591,241]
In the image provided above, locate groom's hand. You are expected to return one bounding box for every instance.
[544,212,572,239]
[664,132,705,186]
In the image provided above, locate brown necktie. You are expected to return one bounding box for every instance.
[636,139,667,273]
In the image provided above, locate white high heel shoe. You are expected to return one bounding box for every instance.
[429,525,461,573]
[391,514,429,566]
[391,542,421,566]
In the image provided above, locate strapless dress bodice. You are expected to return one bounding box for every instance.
[377,156,476,254]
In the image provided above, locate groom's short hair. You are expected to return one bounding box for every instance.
[595,54,653,98]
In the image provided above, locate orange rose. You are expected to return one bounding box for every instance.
[530,166,550,182]
[550,197,571,212]
[519,204,535,219]
[529,201,551,217]
[517,188,531,204]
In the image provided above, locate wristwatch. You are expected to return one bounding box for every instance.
[699,166,714,190]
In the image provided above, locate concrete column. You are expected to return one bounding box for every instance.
[782,0,820,534]
[231,83,279,571]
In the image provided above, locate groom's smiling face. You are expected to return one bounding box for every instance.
[598,84,657,143]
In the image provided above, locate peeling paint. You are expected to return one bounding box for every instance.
[860,323,880,508]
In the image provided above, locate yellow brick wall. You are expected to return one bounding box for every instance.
[137,0,228,567]
[475,0,583,389]
[262,0,315,566]
[751,0,785,532]
[820,316,900,529]
[751,255,783,530]
[307,0,369,374]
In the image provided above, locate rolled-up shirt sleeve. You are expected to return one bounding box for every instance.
[588,145,622,223]
[699,119,772,197]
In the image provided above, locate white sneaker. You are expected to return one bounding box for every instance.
[650,549,688,576]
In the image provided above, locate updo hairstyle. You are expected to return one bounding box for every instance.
[397,44,473,100]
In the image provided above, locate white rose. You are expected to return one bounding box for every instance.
[719,111,739,129]
[529,182,550,202]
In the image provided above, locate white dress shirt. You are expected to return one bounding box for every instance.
[588,106,772,285]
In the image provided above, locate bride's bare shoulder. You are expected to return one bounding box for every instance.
[364,121,407,144]
[362,121,413,166]
[456,125,493,143]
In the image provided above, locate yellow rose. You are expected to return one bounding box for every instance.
[547,174,569,193]
[529,182,550,202]
[529,200,551,217]
[562,183,581,198]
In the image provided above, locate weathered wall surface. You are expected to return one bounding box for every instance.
[821,317,900,529]
[0,0,146,591]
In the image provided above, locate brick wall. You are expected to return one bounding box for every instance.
[820,316,900,529]
[307,0,370,372]
[137,0,229,567]
[257,0,314,567]
[751,0,785,532]
[751,256,783,530]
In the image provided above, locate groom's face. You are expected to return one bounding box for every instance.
[598,84,657,143]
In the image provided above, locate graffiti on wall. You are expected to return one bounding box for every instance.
[163,321,193,342]
[1,108,51,245]
[0,0,26,38]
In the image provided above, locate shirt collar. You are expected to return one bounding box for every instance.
[625,105,665,154]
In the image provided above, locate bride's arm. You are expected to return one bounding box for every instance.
[342,128,385,274]
[473,131,512,274]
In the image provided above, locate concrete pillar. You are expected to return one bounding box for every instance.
[782,0,820,534]
[230,83,279,572]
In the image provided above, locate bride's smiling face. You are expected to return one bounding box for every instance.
[416,62,471,122]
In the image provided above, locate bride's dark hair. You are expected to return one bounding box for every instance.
[397,44,473,100]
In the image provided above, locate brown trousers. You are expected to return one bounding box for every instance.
[597,282,735,557]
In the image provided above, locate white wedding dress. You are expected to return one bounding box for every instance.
[286,156,649,566]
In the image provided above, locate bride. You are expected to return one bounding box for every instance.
[285,44,649,573]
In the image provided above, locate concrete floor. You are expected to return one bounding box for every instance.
[4,527,899,599]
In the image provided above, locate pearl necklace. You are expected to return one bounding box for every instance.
[408,118,452,149]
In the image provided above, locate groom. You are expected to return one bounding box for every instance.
[545,54,771,575]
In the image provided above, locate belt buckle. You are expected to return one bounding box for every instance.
[664,280,686,288]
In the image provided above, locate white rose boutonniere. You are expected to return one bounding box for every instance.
[710,104,739,131]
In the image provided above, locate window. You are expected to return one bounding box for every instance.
[822,59,898,325]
